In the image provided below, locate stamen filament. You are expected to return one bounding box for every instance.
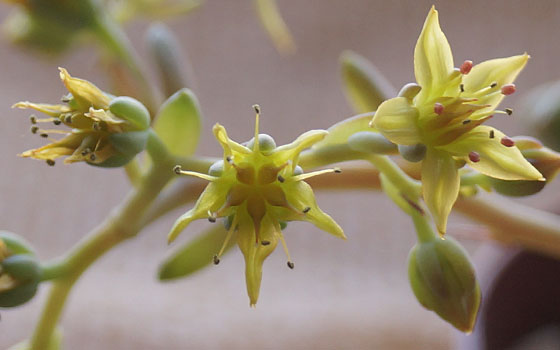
[290,167,342,182]
[276,229,294,268]
[175,168,218,182]
[217,214,238,257]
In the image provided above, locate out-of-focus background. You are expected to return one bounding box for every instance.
[1,1,559,349]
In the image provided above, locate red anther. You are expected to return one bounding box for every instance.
[468,151,480,163]
[434,102,444,115]
[501,84,516,95]
[500,137,515,147]
[460,60,473,74]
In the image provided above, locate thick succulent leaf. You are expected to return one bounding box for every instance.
[340,50,396,113]
[154,89,202,157]
[159,225,235,280]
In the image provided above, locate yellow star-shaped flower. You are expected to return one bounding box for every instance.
[168,106,345,306]
[371,7,543,235]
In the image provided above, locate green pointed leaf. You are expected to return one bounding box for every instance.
[159,225,235,281]
[154,88,202,157]
[341,50,396,114]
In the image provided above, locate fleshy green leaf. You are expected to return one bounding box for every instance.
[159,225,235,281]
[312,113,373,149]
[154,88,202,157]
[340,50,396,114]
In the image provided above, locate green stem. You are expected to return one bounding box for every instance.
[411,212,437,243]
[92,12,157,112]
[367,154,421,197]
[29,160,175,349]
[39,259,68,282]
[124,158,142,188]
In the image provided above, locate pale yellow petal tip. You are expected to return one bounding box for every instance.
[167,233,177,245]
[58,67,70,81]
[12,102,27,109]
[249,302,257,308]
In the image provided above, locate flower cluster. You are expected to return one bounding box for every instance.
[168,106,345,306]
[14,68,150,167]
[371,7,543,234]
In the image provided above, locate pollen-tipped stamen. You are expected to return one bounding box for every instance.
[277,229,294,269]
[216,214,239,259]
[290,167,342,182]
[252,104,261,153]
[174,166,218,182]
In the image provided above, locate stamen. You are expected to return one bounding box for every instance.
[226,156,233,164]
[46,159,55,166]
[213,255,220,265]
[434,102,444,115]
[81,148,91,156]
[277,229,294,270]
[489,130,495,139]
[207,210,217,223]
[460,60,473,74]
[61,95,71,103]
[216,214,239,259]
[500,137,515,147]
[40,133,48,138]
[490,82,498,88]
[291,168,342,182]
[174,168,218,182]
[29,115,37,124]
[468,151,480,163]
[89,153,96,161]
[64,115,72,124]
[459,84,465,93]
[277,175,285,183]
[252,104,261,153]
[30,126,38,134]
[261,240,271,246]
[53,119,62,125]
[501,84,516,95]
[302,207,311,214]
[505,108,513,115]
[462,119,471,125]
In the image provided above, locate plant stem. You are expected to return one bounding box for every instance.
[367,155,421,197]
[29,159,175,349]
[39,259,68,282]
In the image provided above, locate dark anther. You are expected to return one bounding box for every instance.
[208,216,217,223]
[46,159,55,166]
[489,130,495,139]
[302,207,311,214]
[89,153,96,161]
[253,104,261,114]
[505,108,513,115]
[61,96,71,103]
[213,255,220,265]
[40,133,48,138]
[226,156,233,163]
[490,82,498,88]
[462,119,471,125]
[173,165,182,174]
[277,175,285,183]
[459,84,465,92]
[81,148,91,156]
[334,168,342,173]
[64,115,72,124]
[287,261,295,269]
[29,115,37,124]
[261,240,271,246]
[53,119,62,125]
[30,126,38,134]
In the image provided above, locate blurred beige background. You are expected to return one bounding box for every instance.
[1,0,559,349]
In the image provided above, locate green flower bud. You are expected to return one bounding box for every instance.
[209,160,225,177]
[246,134,277,154]
[2,255,41,282]
[408,237,481,333]
[0,231,35,256]
[348,131,397,154]
[399,143,427,162]
[0,280,39,308]
[109,96,151,131]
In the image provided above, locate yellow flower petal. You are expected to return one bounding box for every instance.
[273,129,328,164]
[212,123,252,157]
[236,208,278,306]
[422,149,460,235]
[167,181,229,243]
[414,6,454,102]
[372,97,421,145]
[441,126,544,181]
[282,181,346,239]
[12,101,70,117]
[463,54,529,113]
[59,67,111,111]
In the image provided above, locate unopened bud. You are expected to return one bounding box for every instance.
[246,134,277,154]
[408,237,480,333]
[109,96,151,131]
[398,143,427,162]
